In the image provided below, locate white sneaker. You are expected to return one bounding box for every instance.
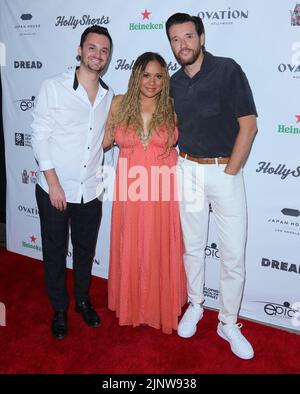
[178,303,204,338]
[217,322,254,360]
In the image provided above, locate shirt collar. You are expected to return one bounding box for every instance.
[179,51,214,81]
[72,66,109,91]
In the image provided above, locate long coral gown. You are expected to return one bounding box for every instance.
[108,124,186,334]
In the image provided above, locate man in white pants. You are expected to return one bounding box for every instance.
[166,13,257,359]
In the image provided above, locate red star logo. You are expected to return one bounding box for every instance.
[295,115,300,123]
[141,9,151,20]
[30,235,37,243]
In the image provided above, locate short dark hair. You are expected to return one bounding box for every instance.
[80,25,112,49]
[165,13,205,41]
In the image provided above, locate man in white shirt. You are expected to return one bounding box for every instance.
[31,25,114,339]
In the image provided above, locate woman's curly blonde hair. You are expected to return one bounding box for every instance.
[111,52,176,152]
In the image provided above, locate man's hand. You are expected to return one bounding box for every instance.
[49,183,67,211]
[43,168,67,211]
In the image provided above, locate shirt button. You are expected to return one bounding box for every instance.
[90,128,92,131]
[84,165,86,168]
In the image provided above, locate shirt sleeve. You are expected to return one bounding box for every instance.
[228,63,258,119]
[31,79,55,171]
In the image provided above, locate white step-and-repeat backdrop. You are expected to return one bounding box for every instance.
[1,0,299,332]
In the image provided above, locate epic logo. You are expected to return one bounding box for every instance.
[264,301,297,318]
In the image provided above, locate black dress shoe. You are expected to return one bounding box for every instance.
[51,310,68,339]
[75,300,101,327]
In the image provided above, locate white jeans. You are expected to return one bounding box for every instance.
[177,156,247,324]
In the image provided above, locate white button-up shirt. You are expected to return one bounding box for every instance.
[31,68,113,203]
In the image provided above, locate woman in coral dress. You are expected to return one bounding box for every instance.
[103,52,186,334]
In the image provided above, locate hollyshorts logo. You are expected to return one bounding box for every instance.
[15,13,40,36]
[256,161,300,180]
[115,58,179,73]
[277,115,300,134]
[278,42,300,78]
[261,257,300,274]
[253,300,300,326]
[197,8,249,25]
[67,250,100,266]
[55,14,110,29]
[18,205,39,219]
[291,3,300,26]
[22,235,42,252]
[267,208,300,237]
[14,96,35,111]
[15,132,31,147]
[21,169,37,184]
[204,286,219,300]
[205,242,220,260]
[129,9,164,31]
[14,60,42,69]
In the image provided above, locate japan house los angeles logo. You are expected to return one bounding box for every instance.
[129,10,164,31]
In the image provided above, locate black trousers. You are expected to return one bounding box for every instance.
[36,184,102,311]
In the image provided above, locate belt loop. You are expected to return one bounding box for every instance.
[185,153,187,160]
[215,157,218,165]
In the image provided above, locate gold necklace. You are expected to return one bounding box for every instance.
[139,129,152,146]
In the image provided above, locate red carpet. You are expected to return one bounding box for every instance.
[0,247,299,374]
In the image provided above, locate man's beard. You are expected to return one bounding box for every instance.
[82,58,105,73]
[175,47,201,66]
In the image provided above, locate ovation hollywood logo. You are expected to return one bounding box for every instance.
[18,205,39,219]
[277,115,300,135]
[67,250,100,266]
[129,10,164,31]
[278,42,300,78]
[256,161,300,180]
[267,208,300,237]
[55,14,110,29]
[197,8,249,25]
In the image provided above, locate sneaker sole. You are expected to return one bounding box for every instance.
[178,326,197,338]
[217,326,254,360]
[177,314,203,338]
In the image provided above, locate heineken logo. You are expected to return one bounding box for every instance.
[277,115,300,135]
[129,10,164,31]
